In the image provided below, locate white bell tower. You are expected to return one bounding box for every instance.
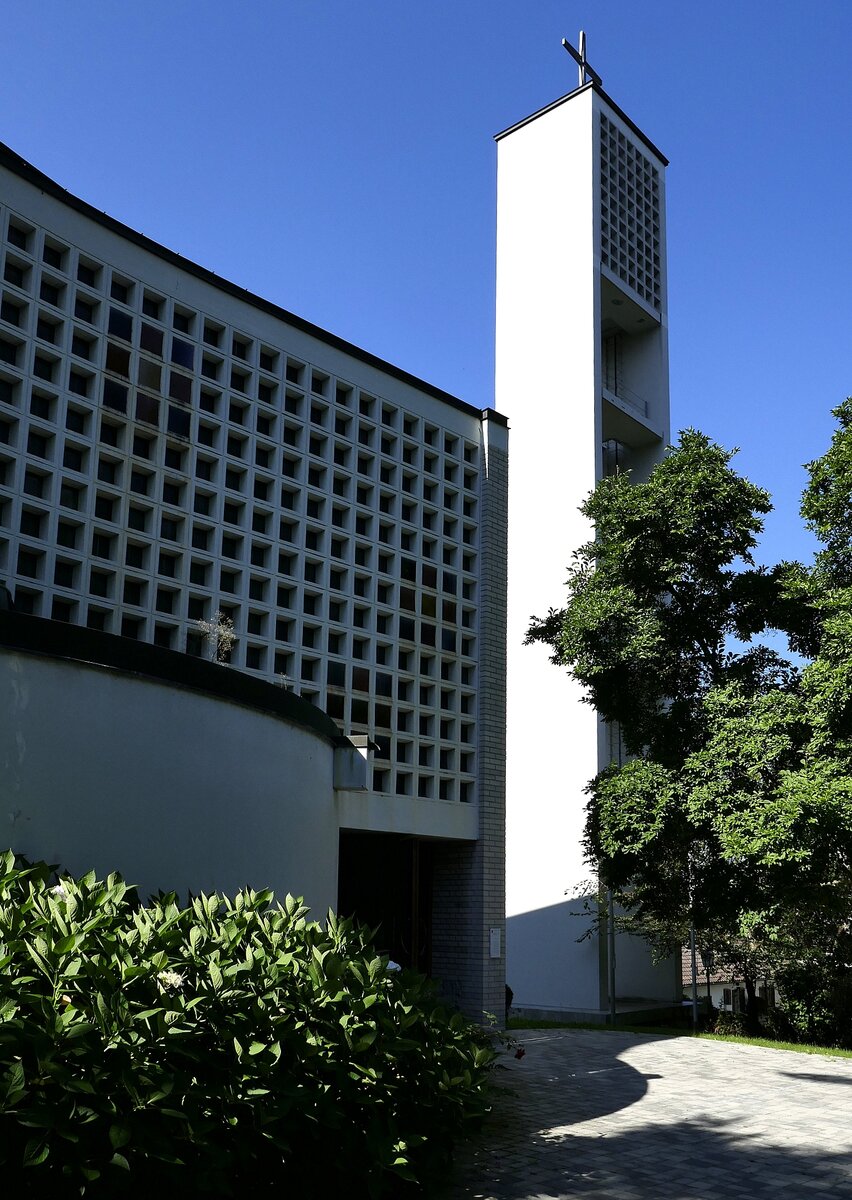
[496,37,677,1016]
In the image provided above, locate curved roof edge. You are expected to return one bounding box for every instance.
[0,141,503,425]
[0,610,345,746]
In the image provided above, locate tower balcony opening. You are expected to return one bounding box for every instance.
[600,274,665,450]
[601,388,662,450]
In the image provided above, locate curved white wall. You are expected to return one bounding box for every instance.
[1,647,339,911]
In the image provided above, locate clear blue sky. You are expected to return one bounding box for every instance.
[3,1,850,568]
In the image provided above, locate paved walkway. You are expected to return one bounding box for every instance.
[436,1028,852,1199]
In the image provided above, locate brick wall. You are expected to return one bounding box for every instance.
[432,412,508,1021]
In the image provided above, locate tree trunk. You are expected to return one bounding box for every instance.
[743,974,761,1035]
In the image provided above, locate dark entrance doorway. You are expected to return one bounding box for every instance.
[337,831,433,975]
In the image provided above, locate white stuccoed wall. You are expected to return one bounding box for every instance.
[496,87,605,1010]
[1,647,340,912]
[496,84,679,1013]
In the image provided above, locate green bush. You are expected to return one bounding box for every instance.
[776,961,852,1049]
[0,852,495,1197]
[757,1005,799,1043]
[712,1010,748,1036]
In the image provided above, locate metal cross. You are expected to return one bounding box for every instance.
[562,30,602,89]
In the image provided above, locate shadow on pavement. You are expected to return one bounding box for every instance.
[432,1028,852,1200]
[779,1069,852,1086]
[489,1028,658,1127]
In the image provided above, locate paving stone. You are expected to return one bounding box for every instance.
[433,1028,852,1200]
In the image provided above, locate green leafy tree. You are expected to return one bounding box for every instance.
[528,411,852,1041]
[528,431,799,761]
[802,398,852,586]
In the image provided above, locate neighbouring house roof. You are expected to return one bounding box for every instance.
[680,948,764,987]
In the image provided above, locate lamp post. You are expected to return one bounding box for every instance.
[608,887,617,1026]
[700,946,715,1009]
[687,849,700,1030]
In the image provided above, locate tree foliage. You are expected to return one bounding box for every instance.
[528,430,792,762]
[528,406,852,1043]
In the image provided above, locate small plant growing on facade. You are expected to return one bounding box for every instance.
[194,610,235,665]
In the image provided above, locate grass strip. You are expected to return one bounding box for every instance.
[507,1018,852,1060]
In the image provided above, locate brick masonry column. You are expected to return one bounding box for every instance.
[431,410,508,1022]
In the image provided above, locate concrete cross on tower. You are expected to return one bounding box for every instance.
[562,30,602,89]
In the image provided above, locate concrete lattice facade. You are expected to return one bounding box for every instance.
[0,141,507,1020]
